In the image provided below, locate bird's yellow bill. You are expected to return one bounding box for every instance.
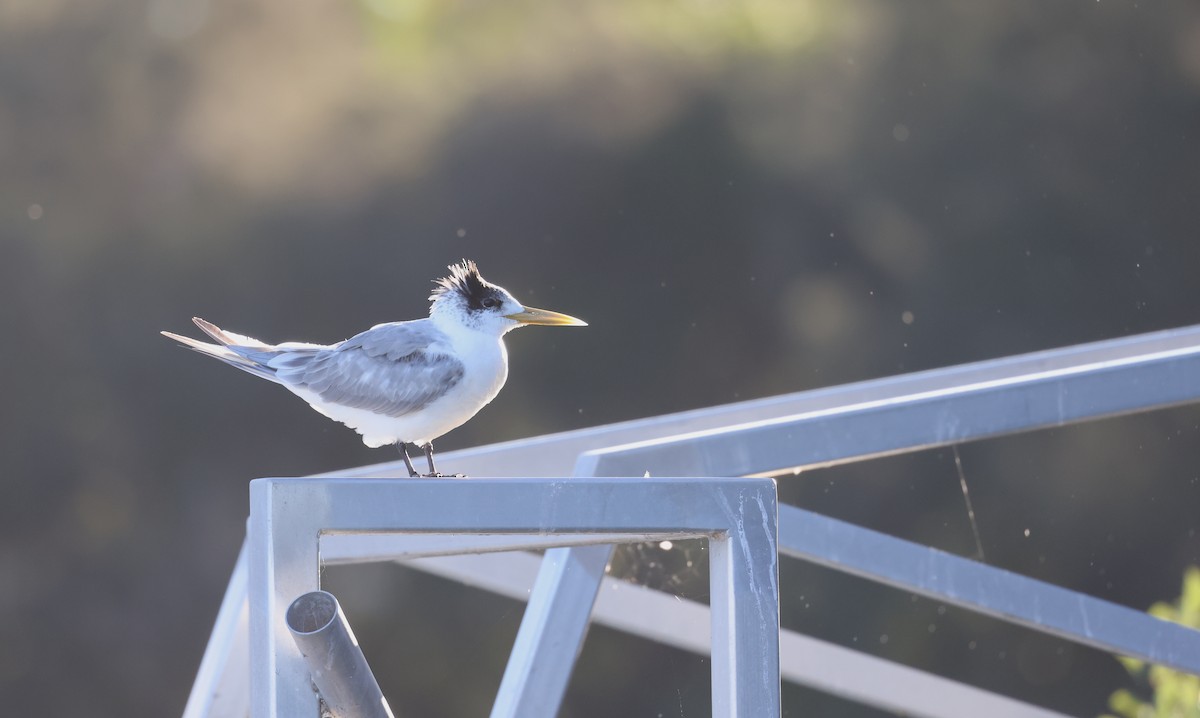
[506,306,588,326]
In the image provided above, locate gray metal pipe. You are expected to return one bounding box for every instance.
[286,590,395,718]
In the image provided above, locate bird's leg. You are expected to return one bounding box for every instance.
[397,443,420,478]
[424,442,438,477]
[423,442,466,478]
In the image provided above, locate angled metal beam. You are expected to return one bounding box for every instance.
[410,552,1072,718]
[489,546,612,718]
[778,504,1200,674]
[576,333,1200,478]
[336,324,1200,480]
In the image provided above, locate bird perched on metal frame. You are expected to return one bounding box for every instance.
[162,259,586,477]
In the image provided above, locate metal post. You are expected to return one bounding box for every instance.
[709,498,781,716]
[287,591,394,718]
[249,479,322,718]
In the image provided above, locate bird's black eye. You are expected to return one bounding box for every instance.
[481,297,499,309]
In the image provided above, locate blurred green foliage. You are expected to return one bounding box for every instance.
[361,0,828,61]
[1104,567,1200,718]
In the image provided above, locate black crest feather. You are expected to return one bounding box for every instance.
[430,259,496,309]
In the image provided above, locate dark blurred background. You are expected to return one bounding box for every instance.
[4,0,1200,715]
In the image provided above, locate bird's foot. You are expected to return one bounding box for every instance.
[421,472,467,479]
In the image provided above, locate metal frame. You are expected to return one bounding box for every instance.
[405,552,1072,718]
[489,323,1200,716]
[247,477,780,717]
[183,324,1200,718]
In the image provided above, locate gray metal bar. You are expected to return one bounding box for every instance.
[333,324,1200,480]
[710,493,781,716]
[287,591,394,718]
[489,546,613,718]
[487,468,624,718]
[778,504,1200,674]
[322,533,644,564]
[250,482,321,718]
[410,552,1070,718]
[250,477,779,718]
[576,338,1200,478]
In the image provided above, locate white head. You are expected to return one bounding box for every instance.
[429,260,587,336]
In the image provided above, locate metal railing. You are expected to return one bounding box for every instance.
[250,477,780,717]
[183,323,1200,718]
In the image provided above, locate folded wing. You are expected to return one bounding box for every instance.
[271,321,464,418]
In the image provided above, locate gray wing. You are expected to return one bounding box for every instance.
[269,320,464,418]
[339,320,448,360]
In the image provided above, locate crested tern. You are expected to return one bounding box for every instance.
[162,260,586,477]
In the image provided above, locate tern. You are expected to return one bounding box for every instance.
[162,260,586,477]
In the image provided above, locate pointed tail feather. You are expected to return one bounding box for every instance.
[161,322,279,382]
[192,317,272,349]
